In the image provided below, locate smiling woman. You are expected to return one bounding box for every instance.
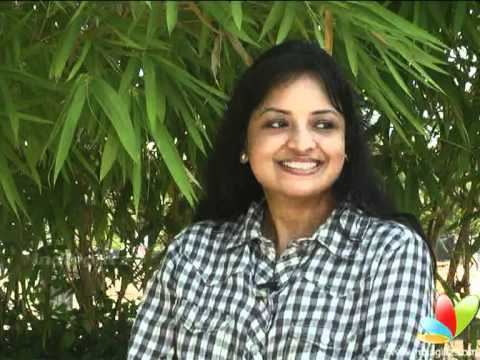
[128,40,436,359]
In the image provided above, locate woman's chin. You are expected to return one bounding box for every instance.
[266,188,332,202]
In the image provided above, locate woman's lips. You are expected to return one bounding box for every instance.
[277,160,322,175]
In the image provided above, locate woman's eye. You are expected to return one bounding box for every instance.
[266,119,288,128]
[315,120,335,130]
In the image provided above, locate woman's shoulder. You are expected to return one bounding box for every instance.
[158,217,248,283]
[174,218,243,244]
[344,203,426,252]
[354,208,430,261]
[164,217,245,260]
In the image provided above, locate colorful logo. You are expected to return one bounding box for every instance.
[417,294,480,344]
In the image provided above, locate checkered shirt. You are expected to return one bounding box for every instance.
[128,199,434,359]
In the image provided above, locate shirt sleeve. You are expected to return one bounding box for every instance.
[127,242,179,360]
[359,226,435,359]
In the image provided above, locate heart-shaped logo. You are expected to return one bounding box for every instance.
[417,294,480,344]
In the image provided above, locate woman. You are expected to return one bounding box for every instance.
[128,40,435,359]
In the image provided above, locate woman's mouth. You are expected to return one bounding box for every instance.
[277,160,322,175]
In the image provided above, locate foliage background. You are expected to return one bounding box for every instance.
[0,1,479,359]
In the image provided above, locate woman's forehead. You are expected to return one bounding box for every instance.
[253,75,338,116]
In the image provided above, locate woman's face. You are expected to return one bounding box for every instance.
[246,74,346,203]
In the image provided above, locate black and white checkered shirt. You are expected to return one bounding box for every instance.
[128,199,434,359]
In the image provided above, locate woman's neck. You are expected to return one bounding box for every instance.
[262,192,336,256]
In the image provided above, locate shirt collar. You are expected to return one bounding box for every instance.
[228,198,371,258]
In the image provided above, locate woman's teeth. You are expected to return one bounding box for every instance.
[280,161,320,170]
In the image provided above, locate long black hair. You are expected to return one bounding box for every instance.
[194,40,436,272]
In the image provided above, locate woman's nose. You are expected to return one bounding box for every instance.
[286,127,316,152]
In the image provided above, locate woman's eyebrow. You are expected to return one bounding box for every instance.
[259,107,339,116]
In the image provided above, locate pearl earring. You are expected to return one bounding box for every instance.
[240,152,248,164]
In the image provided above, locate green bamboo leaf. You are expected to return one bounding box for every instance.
[132,157,141,214]
[382,39,446,94]
[340,20,358,78]
[231,1,243,30]
[99,132,119,181]
[166,1,178,35]
[128,7,148,37]
[0,151,23,217]
[373,41,413,99]
[157,81,166,125]
[54,77,87,183]
[131,112,142,213]
[162,77,206,155]
[354,2,447,50]
[260,1,284,40]
[146,0,161,42]
[454,104,470,145]
[0,78,19,145]
[151,122,195,206]
[276,2,296,44]
[401,40,449,69]
[408,60,445,95]
[92,78,139,164]
[358,56,411,147]
[110,29,146,50]
[371,87,411,147]
[155,56,227,106]
[143,56,158,133]
[313,23,324,49]
[72,147,98,181]
[49,15,84,80]
[179,93,206,155]
[384,49,441,93]
[129,1,146,21]
[0,67,64,92]
[119,57,139,96]
[381,84,426,136]
[15,112,54,125]
[200,2,257,46]
[24,137,42,192]
[66,40,91,81]
[356,47,383,86]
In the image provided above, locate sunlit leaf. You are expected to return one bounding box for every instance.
[66,40,91,81]
[276,2,296,44]
[340,19,358,78]
[91,78,139,164]
[100,131,119,181]
[151,122,196,206]
[132,157,141,214]
[260,1,284,40]
[49,14,84,80]
[354,2,447,51]
[54,76,87,183]
[143,56,158,133]
[374,42,413,99]
[231,1,243,30]
[166,1,178,35]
